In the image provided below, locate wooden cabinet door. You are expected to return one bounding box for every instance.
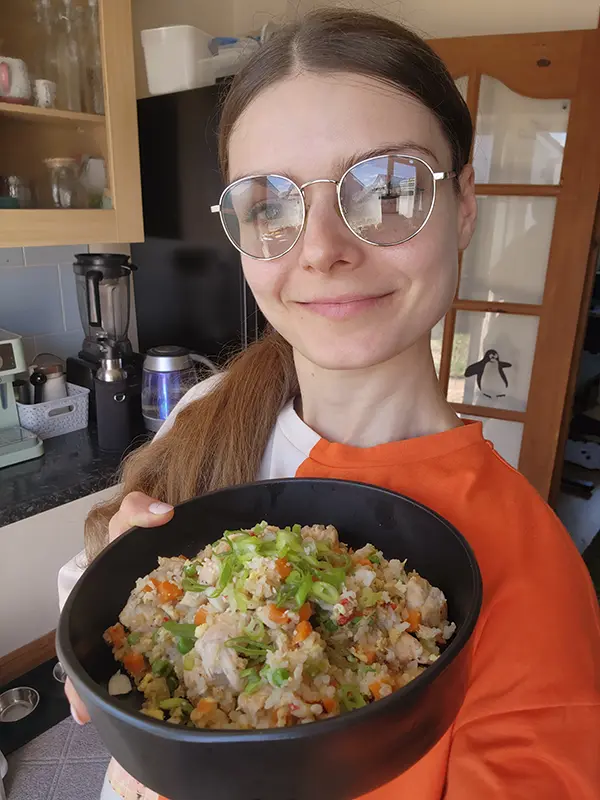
[431,30,600,499]
[0,0,143,246]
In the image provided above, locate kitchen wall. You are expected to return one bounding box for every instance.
[0,245,88,364]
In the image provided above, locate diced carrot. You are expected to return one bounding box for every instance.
[406,609,422,632]
[143,577,159,593]
[268,604,289,624]
[194,608,208,626]
[105,623,126,648]
[298,602,313,622]
[369,678,392,700]
[275,558,292,579]
[293,620,312,644]
[195,698,216,715]
[123,651,146,677]
[355,558,371,566]
[322,697,337,714]
[158,581,184,604]
[142,585,153,593]
[363,649,376,665]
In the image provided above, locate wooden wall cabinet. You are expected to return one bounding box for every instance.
[0,0,143,246]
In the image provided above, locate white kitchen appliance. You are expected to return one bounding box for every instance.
[0,329,44,468]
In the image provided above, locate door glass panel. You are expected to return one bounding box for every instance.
[449,311,539,411]
[474,75,569,184]
[459,196,555,304]
[460,416,524,468]
[431,317,444,376]
[455,76,468,102]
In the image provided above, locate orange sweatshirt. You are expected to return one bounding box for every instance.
[59,393,600,800]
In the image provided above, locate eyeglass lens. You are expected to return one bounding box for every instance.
[220,156,435,259]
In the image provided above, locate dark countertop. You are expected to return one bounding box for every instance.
[0,426,148,527]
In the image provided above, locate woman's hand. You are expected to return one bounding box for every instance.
[65,491,174,724]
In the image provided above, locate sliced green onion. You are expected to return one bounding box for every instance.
[244,618,265,638]
[338,684,366,711]
[319,616,338,633]
[319,567,346,590]
[159,697,193,713]
[127,632,141,646]
[310,581,340,606]
[162,621,197,638]
[166,675,179,693]
[368,554,381,565]
[242,670,262,695]
[183,563,198,577]
[151,658,172,677]
[292,524,302,535]
[225,637,270,658]
[295,571,313,608]
[325,551,352,570]
[211,554,235,597]
[177,637,195,655]
[183,653,195,670]
[271,668,290,687]
[276,529,303,557]
[182,577,209,593]
[233,586,248,612]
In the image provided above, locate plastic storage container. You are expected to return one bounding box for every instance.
[17,383,90,439]
[141,25,213,95]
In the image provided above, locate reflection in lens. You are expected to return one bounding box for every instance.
[340,156,433,245]
[220,176,304,258]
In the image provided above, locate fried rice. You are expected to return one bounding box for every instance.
[104,523,456,729]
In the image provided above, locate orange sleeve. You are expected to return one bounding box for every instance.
[444,506,600,799]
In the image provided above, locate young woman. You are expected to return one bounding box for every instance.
[59,10,600,800]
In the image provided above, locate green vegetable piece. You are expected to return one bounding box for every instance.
[151,658,172,677]
[211,553,235,597]
[127,632,141,646]
[225,637,270,659]
[162,621,197,638]
[182,577,209,593]
[358,588,382,610]
[166,675,179,693]
[320,616,338,633]
[159,697,193,713]
[271,668,290,687]
[368,554,381,565]
[177,637,195,655]
[183,653,195,670]
[310,580,340,606]
[243,671,262,695]
[338,684,367,711]
[244,618,265,638]
[183,563,198,577]
[295,571,313,609]
[319,567,346,590]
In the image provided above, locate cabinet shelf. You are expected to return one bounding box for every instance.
[0,101,105,126]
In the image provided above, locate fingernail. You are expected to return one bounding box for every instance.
[70,705,85,725]
[149,502,174,515]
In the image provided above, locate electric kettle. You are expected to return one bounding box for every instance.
[141,346,217,432]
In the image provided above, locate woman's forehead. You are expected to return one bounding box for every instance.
[227,72,451,182]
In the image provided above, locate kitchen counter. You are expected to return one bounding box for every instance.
[0,426,148,527]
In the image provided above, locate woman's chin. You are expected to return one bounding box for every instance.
[293,334,406,371]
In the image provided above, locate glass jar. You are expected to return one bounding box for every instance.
[44,157,81,208]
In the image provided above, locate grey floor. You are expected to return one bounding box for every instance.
[6,717,109,800]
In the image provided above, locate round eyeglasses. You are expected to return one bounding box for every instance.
[210,154,456,261]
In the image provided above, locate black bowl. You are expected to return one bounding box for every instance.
[57,479,482,800]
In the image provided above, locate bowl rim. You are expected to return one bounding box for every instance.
[57,477,483,743]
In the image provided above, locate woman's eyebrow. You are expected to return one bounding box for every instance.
[334,142,440,176]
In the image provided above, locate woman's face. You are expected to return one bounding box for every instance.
[227,72,477,370]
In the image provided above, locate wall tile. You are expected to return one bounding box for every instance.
[23,244,88,267]
[0,247,24,267]
[33,330,83,361]
[58,263,84,331]
[0,266,63,336]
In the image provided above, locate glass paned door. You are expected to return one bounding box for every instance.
[431,28,600,497]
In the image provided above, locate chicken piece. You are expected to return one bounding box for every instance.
[394,631,424,665]
[194,614,245,691]
[304,525,339,548]
[196,559,219,586]
[405,575,447,628]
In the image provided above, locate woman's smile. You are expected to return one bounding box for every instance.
[293,292,395,319]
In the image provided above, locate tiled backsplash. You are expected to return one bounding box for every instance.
[0,245,88,364]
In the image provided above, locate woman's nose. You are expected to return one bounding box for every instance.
[296,186,362,274]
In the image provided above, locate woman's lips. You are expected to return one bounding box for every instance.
[296,293,393,319]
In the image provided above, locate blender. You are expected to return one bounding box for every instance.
[0,329,44,468]
[66,253,144,426]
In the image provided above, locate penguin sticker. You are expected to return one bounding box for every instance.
[464,349,512,400]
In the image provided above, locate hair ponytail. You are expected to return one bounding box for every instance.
[84,331,297,561]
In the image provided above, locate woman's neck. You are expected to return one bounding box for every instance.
[294,337,460,448]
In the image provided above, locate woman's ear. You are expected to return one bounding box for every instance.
[456,164,477,252]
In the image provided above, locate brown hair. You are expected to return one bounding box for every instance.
[84,8,473,561]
